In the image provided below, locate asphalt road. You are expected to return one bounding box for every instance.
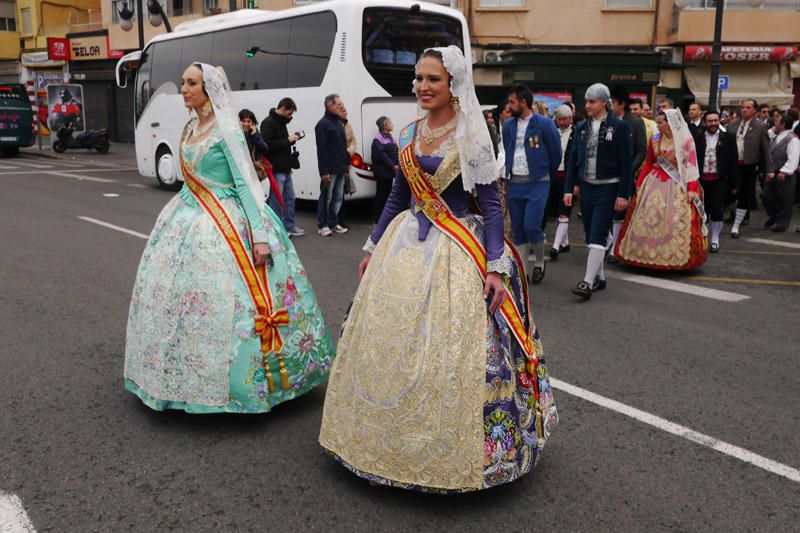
[1,151,799,532]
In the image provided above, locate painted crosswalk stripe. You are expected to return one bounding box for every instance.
[745,238,800,250]
[12,161,54,169]
[77,216,150,239]
[610,272,750,302]
[551,378,800,484]
[0,164,19,170]
[45,171,116,183]
[0,491,36,532]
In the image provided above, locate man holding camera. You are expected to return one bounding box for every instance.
[260,97,305,237]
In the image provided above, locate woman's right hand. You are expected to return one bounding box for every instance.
[563,193,573,207]
[358,253,372,279]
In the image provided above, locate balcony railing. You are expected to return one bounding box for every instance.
[685,0,800,9]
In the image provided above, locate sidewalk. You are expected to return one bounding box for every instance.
[21,141,138,167]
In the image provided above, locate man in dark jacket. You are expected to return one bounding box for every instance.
[608,86,647,263]
[314,94,349,236]
[260,98,304,236]
[727,99,772,238]
[565,83,632,300]
[695,110,740,252]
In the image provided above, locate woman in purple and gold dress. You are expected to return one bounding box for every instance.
[319,46,558,493]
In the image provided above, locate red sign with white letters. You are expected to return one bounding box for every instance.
[685,46,797,62]
[47,38,70,61]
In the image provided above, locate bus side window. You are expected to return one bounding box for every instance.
[287,11,337,88]
[182,33,215,70]
[245,18,291,91]
[211,28,248,91]
[150,39,183,95]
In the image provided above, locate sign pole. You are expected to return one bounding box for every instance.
[708,0,724,110]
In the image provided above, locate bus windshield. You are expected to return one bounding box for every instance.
[362,7,463,96]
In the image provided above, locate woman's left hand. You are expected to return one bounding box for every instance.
[253,243,270,266]
[484,272,507,313]
[687,190,699,202]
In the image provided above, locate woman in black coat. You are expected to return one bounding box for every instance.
[370,116,399,223]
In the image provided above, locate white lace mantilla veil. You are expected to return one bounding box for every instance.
[664,108,700,189]
[413,45,497,192]
[195,63,268,215]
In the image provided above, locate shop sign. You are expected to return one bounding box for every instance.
[109,49,125,59]
[21,51,64,67]
[70,35,109,61]
[685,46,798,62]
[47,38,70,61]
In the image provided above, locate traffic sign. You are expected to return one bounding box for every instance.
[718,75,729,90]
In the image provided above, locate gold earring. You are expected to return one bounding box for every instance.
[202,99,212,117]
[450,96,460,109]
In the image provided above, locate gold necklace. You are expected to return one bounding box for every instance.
[192,117,217,139]
[421,115,457,145]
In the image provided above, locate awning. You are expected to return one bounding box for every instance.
[685,62,794,107]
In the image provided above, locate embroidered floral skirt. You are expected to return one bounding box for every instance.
[319,210,558,492]
[124,195,335,413]
[616,171,708,270]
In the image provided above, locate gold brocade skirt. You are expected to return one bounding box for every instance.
[616,172,707,270]
[319,211,491,491]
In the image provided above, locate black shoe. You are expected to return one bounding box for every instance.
[591,277,607,292]
[530,264,546,284]
[607,255,619,264]
[764,217,776,228]
[559,244,571,253]
[710,242,719,253]
[549,247,559,260]
[571,281,592,300]
[772,226,787,233]
[731,230,739,239]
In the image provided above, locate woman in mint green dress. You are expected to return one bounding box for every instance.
[124,63,334,413]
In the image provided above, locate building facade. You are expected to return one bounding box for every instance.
[466,0,800,110]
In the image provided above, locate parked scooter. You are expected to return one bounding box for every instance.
[52,121,111,154]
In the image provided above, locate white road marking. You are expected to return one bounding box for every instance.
[126,183,148,188]
[0,168,136,176]
[551,378,800,484]
[610,272,750,302]
[746,238,800,250]
[44,171,116,183]
[102,193,120,197]
[0,164,20,170]
[0,491,36,532]
[11,161,53,169]
[77,216,150,239]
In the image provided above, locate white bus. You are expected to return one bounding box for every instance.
[116,0,469,199]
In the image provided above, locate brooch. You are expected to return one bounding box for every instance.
[605,127,614,142]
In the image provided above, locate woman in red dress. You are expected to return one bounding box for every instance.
[615,108,708,270]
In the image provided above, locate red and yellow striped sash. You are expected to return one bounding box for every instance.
[398,137,537,371]
[180,154,290,392]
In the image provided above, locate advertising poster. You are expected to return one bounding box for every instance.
[532,92,573,116]
[46,84,85,133]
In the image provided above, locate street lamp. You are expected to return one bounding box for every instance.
[674,0,764,110]
[118,0,172,51]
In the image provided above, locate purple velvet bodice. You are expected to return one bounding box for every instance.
[369,155,505,262]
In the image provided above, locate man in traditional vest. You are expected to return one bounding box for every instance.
[727,99,771,238]
[763,115,799,233]
[565,83,632,300]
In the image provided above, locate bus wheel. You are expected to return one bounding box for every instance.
[1,147,20,157]
[155,146,181,191]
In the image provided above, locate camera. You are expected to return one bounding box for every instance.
[295,130,306,140]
